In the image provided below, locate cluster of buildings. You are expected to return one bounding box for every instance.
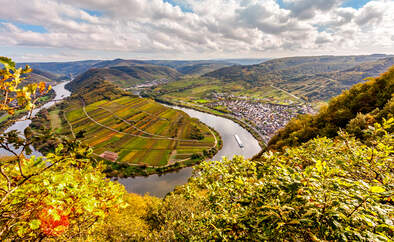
[134,78,169,88]
[209,99,314,144]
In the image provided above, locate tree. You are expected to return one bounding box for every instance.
[0,57,126,240]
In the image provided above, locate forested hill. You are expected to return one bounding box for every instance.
[204,54,394,101]
[22,68,65,84]
[65,70,129,105]
[266,65,394,151]
[70,65,179,89]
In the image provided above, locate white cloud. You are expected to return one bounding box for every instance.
[283,0,343,19]
[0,0,393,61]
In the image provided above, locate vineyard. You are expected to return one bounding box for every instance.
[59,96,217,166]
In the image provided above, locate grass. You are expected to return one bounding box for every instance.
[49,110,62,133]
[53,96,216,167]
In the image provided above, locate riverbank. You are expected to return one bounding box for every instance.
[150,96,267,150]
[0,89,56,133]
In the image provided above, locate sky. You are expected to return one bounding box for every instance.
[0,0,393,62]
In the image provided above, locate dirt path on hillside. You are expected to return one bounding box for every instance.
[80,98,216,144]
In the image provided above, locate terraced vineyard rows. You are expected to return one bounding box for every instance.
[62,96,217,166]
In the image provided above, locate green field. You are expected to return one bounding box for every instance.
[149,77,303,106]
[57,96,216,166]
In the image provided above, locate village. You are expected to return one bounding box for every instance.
[208,97,314,144]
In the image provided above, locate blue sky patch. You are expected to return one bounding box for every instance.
[82,9,103,17]
[0,20,47,33]
[163,0,193,12]
[277,0,372,10]
[342,0,372,9]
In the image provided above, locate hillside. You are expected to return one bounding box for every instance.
[145,60,234,75]
[267,65,394,151]
[205,54,393,101]
[23,68,65,83]
[69,65,180,89]
[175,62,233,75]
[276,57,394,101]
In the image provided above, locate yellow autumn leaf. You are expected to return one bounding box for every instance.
[370,186,385,193]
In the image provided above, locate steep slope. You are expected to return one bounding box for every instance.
[23,68,65,83]
[146,60,234,75]
[278,57,394,101]
[69,64,180,89]
[175,63,233,75]
[204,54,393,101]
[65,69,128,104]
[267,65,394,151]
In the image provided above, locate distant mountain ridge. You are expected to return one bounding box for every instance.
[18,59,237,87]
[19,54,394,102]
[17,60,101,76]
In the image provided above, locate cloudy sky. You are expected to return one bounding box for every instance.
[0,0,393,62]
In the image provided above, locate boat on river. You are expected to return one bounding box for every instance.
[234,134,244,148]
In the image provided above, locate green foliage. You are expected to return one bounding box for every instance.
[146,119,393,241]
[189,125,204,140]
[0,57,126,240]
[268,66,394,151]
[0,56,51,116]
[0,142,126,240]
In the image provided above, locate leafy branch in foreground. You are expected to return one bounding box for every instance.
[0,57,126,240]
[0,56,51,118]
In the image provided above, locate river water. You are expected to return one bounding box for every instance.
[1,83,262,197]
[0,81,71,157]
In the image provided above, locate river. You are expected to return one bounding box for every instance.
[1,82,262,197]
[0,81,71,157]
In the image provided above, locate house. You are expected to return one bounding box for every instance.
[99,151,118,162]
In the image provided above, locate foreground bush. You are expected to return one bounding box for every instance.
[147,119,393,241]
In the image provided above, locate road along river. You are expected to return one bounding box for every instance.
[1,82,262,197]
